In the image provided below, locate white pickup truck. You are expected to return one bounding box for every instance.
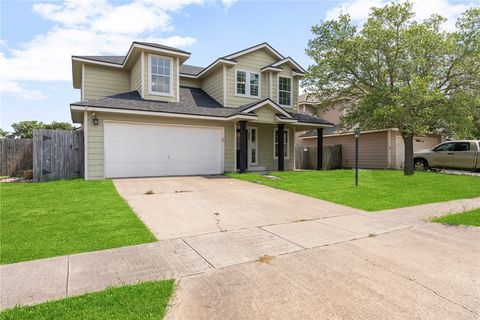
[413,140,480,171]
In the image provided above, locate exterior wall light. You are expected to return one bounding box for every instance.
[354,127,360,138]
[92,113,99,125]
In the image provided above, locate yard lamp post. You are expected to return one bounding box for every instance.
[354,127,360,187]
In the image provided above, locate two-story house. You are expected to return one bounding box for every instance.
[70,42,332,179]
[296,94,442,169]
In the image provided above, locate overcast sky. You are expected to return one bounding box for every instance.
[1,0,478,131]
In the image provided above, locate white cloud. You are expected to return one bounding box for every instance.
[325,0,475,31]
[144,35,197,48]
[410,0,472,30]
[221,0,238,9]
[33,0,109,27]
[1,0,230,100]
[0,79,47,101]
[91,2,172,34]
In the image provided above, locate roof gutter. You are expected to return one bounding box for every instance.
[72,43,191,69]
[70,105,258,122]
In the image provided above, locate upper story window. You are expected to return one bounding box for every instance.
[278,76,292,107]
[148,54,172,96]
[236,70,260,98]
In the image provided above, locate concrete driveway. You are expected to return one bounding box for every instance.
[113,176,364,240]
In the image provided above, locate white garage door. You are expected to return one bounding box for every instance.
[104,122,223,178]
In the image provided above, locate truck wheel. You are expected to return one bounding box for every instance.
[414,159,429,171]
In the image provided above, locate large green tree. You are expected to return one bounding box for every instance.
[9,121,74,139]
[304,2,480,175]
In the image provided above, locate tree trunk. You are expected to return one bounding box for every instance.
[402,134,414,176]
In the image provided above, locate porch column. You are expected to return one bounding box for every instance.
[317,128,323,170]
[277,124,285,171]
[239,121,247,173]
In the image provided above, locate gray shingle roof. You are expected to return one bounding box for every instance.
[179,64,205,76]
[222,42,284,60]
[73,55,205,77]
[73,42,190,66]
[72,87,244,118]
[288,113,333,125]
[71,87,331,125]
[300,125,343,138]
[133,41,190,54]
[74,55,125,64]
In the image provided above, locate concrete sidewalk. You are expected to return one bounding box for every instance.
[167,224,480,320]
[1,197,479,312]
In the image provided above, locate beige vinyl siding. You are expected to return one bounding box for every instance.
[300,131,389,169]
[298,103,315,115]
[316,100,348,125]
[201,67,223,104]
[85,114,104,179]
[254,123,294,171]
[143,52,178,102]
[180,76,201,88]
[130,56,142,93]
[292,77,299,112]
[270,72,278,103]
[299,99,351,124]
[253,106,277,123]
[226,49,277,108]
[83,64,130,100]
[84,112,235,179]
[388,130,396,168]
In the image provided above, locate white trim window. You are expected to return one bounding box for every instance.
[278,76,292,107]
[249,127,258,165]
[235,69,260,98]
[148,54,173,96]
[273,128,289,159]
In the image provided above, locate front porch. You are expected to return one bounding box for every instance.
[233,105,328,173]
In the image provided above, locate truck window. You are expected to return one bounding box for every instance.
[454,142,470,151]
[433,143,455,151]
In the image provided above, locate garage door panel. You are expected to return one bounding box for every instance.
[104,122,223,178]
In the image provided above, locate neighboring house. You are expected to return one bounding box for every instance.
[296,94,442,169]
[70,42,332,179]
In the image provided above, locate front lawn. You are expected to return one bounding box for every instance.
[432,209,480,226]
[226,170,480,211]
[0,280,174,320]
[0,179,156,264]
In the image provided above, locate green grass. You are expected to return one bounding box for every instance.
[0,179,156,264]
[226,170,480,211]
[432,209,480,226]
[0,280,174,320]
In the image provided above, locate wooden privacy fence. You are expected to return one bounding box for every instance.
[0,138,33,176]
[295,144,342,170]
[33,129,84,182]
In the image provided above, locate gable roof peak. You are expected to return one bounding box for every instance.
[223,42,284,60]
